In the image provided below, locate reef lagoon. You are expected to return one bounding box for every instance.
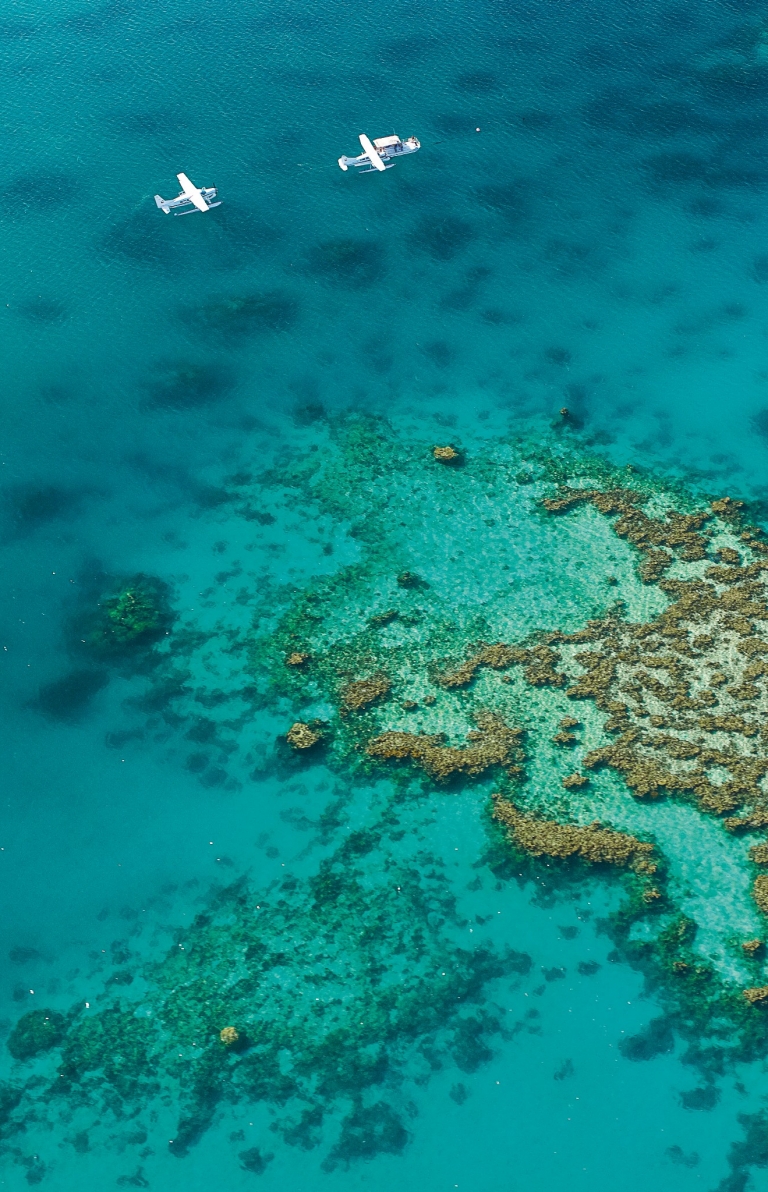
[7,0,768,1188]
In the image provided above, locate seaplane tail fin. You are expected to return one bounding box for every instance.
[154,195,171,213]
[358,134,386,172]
[176,173,209,212]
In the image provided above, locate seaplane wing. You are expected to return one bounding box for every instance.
[358,134,386,172]
[176,172,210,212]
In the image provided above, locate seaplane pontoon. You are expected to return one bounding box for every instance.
[338,134,420,173]
[154,173,221,215]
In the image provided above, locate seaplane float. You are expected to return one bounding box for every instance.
[154,172,221,215]
[338,133,420,173]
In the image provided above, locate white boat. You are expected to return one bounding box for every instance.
[338,133,421,173]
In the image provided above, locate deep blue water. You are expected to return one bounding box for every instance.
[4,0,768,1186]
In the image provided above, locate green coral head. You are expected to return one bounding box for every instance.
[7,1008,65,1061]
[89,574,173,654]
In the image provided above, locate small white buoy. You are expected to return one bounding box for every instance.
[476,127,481,132]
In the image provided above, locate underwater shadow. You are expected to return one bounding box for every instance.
[100,208,180,271]
[408,215,474,261]
[3,483,89,537]
[307,239,384,289]
[142,359,235,410]
[16,297,67,324]
[4,171,80,213]
[61,0,129,37]
[474,181,532,224]
[454,70,498,94]
[29,669,109,721]
[751,408,768,440]
[180,291,299,340]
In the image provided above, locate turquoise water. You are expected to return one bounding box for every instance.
[5,0,768,1186]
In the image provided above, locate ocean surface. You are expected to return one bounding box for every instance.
[4,0,768,1186]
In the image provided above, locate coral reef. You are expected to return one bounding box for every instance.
[286,721,324,750]
[86,575,171,655]
[508,487,768,871]
[492,794,656,872]
[552,717,581,746]
[6,1009,65,1061]
[753,875,768,914]
[253,418,768,953]
[97,413,768,1160]
[341,674,391,711]
[2,811,517,1162]
[367,712,524,781]
[369,609,399,628]
[11,415,768,1173]
[437,644,518,689]
[562,772,589,789]
[396,571,425,589]
[743,986,768,1005]
[433,445,460,464]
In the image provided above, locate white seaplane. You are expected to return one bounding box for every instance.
[154,172,221,215]
[338,133,420,173]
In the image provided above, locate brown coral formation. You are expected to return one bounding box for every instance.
[341,673,391,711]
[725,812,768,834]
[286,721,323,750]
[553,717,581,746]
[542,486,710,564]
[752,875,768,914]
[342,471,768,925]
[219,1026,239,1045]
[367,712,523,782]
[369,609,399,628]
[504,485,768,834]
[742,939,763,954]
[437,643,518,689]
[437,640,563,689]
[743,986,768,1004]
[286,651,311,667]
[562,772,589,789]
[750,843,768,864]
[433,445,460,463]
[492,794,656,872]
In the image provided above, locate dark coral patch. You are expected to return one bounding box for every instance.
[7,1009,65,1060]
[308,239,383,289]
